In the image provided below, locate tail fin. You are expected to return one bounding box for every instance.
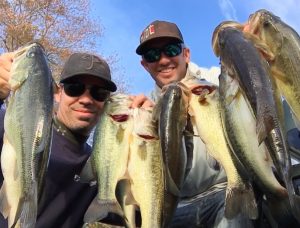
[0,183,10,219]
[225,184,258,220]
[18,182,38,228]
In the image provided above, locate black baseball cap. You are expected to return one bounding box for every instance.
[60,53,117,92]
[136,20,184,55]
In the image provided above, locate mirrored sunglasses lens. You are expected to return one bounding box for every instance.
[143,49,160,63]
[90,87,110,101]
[63,83,85,97]
[164,44,182,57]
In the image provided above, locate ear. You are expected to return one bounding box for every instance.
[183,47,191,62]
[141,59,151,73]
[54,86,62,103]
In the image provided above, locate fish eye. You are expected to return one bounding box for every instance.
[27,50,36,58]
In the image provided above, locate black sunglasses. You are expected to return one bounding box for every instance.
[142,43,183,63]
[62,82,110,102]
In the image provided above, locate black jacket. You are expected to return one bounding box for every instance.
[0,111,97,228]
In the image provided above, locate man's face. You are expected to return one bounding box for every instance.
[55,75,110,136]
[141,38,190,88]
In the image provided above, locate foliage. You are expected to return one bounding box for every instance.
[0,0,130,93]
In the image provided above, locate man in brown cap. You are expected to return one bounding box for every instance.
[0,51,122,227]
[135,20,255,228]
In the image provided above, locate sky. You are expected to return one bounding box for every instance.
[90,0,300,95]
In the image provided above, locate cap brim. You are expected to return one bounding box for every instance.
[136,37,183,55]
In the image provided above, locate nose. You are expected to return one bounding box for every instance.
[78,88,94,104]
[158,52,171,64]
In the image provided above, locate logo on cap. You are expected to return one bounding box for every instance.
[140,24,155,43]
[81,54,103,70]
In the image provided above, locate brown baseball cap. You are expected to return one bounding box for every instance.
[60,53,117,92]
[136,20,184,55]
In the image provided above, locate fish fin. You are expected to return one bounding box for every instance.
[0,183,24,227]
[9,74,27,91]
[123,205,137,228]
[79,158,96,184]
[115,179,137,228]
[124,190,138,207]
[3,137,19,181]
[116,179,138,207]
[19,183,38,228]
[84,197,126,223]
[270,67,291,84]
[0,183,10,218]
[225,184,258,220]
[256,118,268,144]
[9,198,23,228]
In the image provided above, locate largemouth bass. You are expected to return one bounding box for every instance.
[212,24,291,187]
[0,42,54,227]
[154,82,190,227]
[212,24,279,145]
[127,107,164,228]
[186,77,257,220]
[84,94,133,224]
[245,9,300,124]
[219,68,287,199]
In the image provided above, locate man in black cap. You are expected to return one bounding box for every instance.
[0,52,120,227]
[135,20,255,228]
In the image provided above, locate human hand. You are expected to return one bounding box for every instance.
[129,94,154,109]
[0,52,14,100]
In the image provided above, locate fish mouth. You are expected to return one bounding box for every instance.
[191,85,216,96]
[137,134,157,140]
[110,114,129,122]
[245,12,262,35]
[212,21,244,56]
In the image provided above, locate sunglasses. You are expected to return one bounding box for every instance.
[142,43,183,63]
[62,82,110,102]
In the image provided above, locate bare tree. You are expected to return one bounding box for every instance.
[0,0,130,92]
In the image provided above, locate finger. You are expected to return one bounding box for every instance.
[0,52,15,67]
[0,52,14,80]
[141,99,154,109]
[130,94,148,108]
[0,77,11,100]
[0,67,11,82]
[243,23,250,32]
[128,95,136,100]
